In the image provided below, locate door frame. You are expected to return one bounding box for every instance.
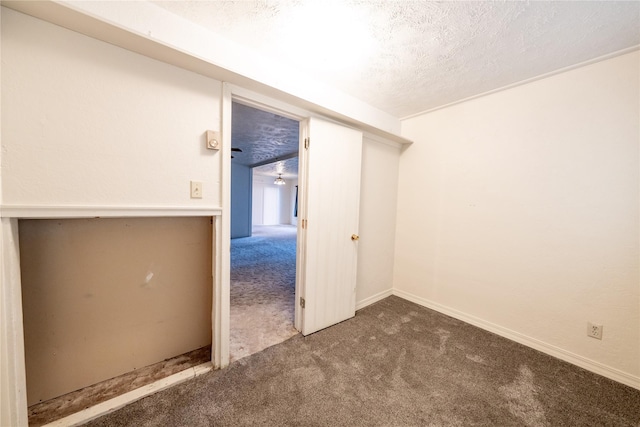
[216,83,309,368]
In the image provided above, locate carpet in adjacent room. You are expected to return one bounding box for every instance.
[230,225,299,362]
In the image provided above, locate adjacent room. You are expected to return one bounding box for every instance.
[1,1,638,426]
[229,102,300,361]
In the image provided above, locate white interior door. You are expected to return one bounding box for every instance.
[297,117,363,336]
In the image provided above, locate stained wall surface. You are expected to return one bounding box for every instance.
[19,217,213,405]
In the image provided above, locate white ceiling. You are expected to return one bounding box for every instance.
[153,0,639,119]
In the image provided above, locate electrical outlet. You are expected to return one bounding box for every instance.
[190,181,202,199]
[587,322,603,340]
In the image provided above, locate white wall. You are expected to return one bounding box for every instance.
[1,8,222,209]
[0,8,223,422]
[395,51,639,386]
[279,180,293,225]
[355,137,401,307]
[252,175,275,225]
[252,174,295,226]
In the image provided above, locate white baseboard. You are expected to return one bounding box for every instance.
[43,362,213,427]
[392,289,640,391]
[356,289,393,311]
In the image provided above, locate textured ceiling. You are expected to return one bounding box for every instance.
[232,102,299,177]
[253,157,299,179]
[154,1,640,118]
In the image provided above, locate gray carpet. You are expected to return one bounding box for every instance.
[230,225,299,362]
[85,296,640,426]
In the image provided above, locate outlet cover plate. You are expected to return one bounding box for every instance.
[587,322,603,340]
[190,181,203,199]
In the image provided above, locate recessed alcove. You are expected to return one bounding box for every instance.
[17,216,214,425]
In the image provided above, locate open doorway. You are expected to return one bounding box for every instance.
[229,101,300,362]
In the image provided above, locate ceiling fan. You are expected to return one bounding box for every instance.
[231,147,242,158]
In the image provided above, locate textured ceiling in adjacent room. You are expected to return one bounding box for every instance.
[253,157,299,179]
[231,102,299,177]
[153,1,640,118]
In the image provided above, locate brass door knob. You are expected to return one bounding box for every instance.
[351,234,360,241]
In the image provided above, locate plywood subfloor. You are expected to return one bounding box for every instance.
[28,346,211,426]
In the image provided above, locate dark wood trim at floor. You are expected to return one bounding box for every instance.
[28,346,211,426]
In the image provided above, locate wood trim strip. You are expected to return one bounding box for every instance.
[1,205,222,219]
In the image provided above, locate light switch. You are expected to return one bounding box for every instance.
[190,181,203,199]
